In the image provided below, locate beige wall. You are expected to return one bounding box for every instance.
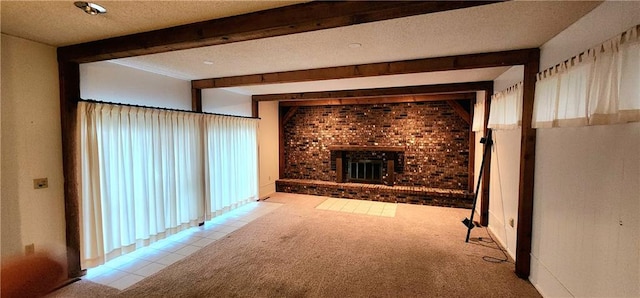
[1,34,3,259]
[258,101,279,198]
[1,34,66,259]
[202,88,252,117]
[473,92,484,219]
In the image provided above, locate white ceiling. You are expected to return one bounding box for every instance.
[0,1,306,47]
[1,1,602,96]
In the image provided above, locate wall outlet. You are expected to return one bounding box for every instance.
[509,218,515,227]
[33,178,48,189]
[25,243,35,255]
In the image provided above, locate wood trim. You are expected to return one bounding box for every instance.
[387,160,396,186]
[336,157,344,183]
[58,1,501,63]
[251,98,259,118]
[279,93,475,107]
[253,81,493,101]
[278,106,288,178]
[193,49,537,89]
[58,61,83,278]
[468,98,476,194]
[480,88,493,227]
[515,52,540,279]
[446,100,471,125]
[191,88,202,112]
[282,107,299,125]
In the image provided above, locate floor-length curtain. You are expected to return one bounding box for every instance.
[204,115,259,218]
[79,102,205,268]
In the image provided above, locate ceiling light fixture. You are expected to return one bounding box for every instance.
[74,2,107,15]
[203,61,214,65]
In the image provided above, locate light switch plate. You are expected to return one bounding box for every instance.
[33,178,48,189]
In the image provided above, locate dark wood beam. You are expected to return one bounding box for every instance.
[480,88,493,227]
[58,61,84,279]
[279,93,475,107]
[251,98,259,118]
[282,106,299,125]
[253,82,493,101]
[193,49,537,89]
[515,50,540,279]
[446,100,471,125]
[58,1,501,63]
[278,107,288,179]
[191,88,202,112]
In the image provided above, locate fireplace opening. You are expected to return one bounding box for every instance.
[348,160,382,184]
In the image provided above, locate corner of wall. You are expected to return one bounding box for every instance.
[258,101,280,198]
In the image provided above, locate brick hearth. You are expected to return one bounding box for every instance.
[276,179,473,208]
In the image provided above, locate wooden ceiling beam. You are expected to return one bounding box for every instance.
[279,93,475,107]
[253,81,493,101]
[193,49,538,89]
[446,100,471,125]
[58,1,502,63]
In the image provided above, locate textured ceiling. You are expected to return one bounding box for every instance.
[0,1,306,47]
[107,1,600,94]
[111,1,600,81]
[1,1,602,96]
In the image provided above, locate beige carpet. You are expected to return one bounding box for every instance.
[50,193,540,297]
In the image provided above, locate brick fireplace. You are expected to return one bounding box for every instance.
[276,100,473,208]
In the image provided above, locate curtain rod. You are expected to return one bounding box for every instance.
[493,81,522,97]
[537,23,639,80]
[79,99,260,120]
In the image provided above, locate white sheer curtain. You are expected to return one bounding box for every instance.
[533,24,640,128]
[79,102,205,267]
[488,82,523,130]
[472,98,485,132]
[204,115,259,218]
[79,102,259,268]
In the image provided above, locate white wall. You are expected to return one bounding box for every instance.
[202,88,252,117]
[80,61,191,110]
[1,34,67,259]
[487,129,520,259]
[493,66,524,93]
[530,2,640,297]
[540,1,640,70]
[257,101,280,198]
[484,67,524,259]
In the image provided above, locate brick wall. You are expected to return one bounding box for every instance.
[283,101,470,190]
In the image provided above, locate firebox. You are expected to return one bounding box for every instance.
[347,159,383,184]
[329,145,404,186]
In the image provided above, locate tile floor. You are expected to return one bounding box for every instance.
[84,201,282,290]
[316,197,397,217]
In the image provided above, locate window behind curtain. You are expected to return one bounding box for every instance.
[79,102,258,268]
